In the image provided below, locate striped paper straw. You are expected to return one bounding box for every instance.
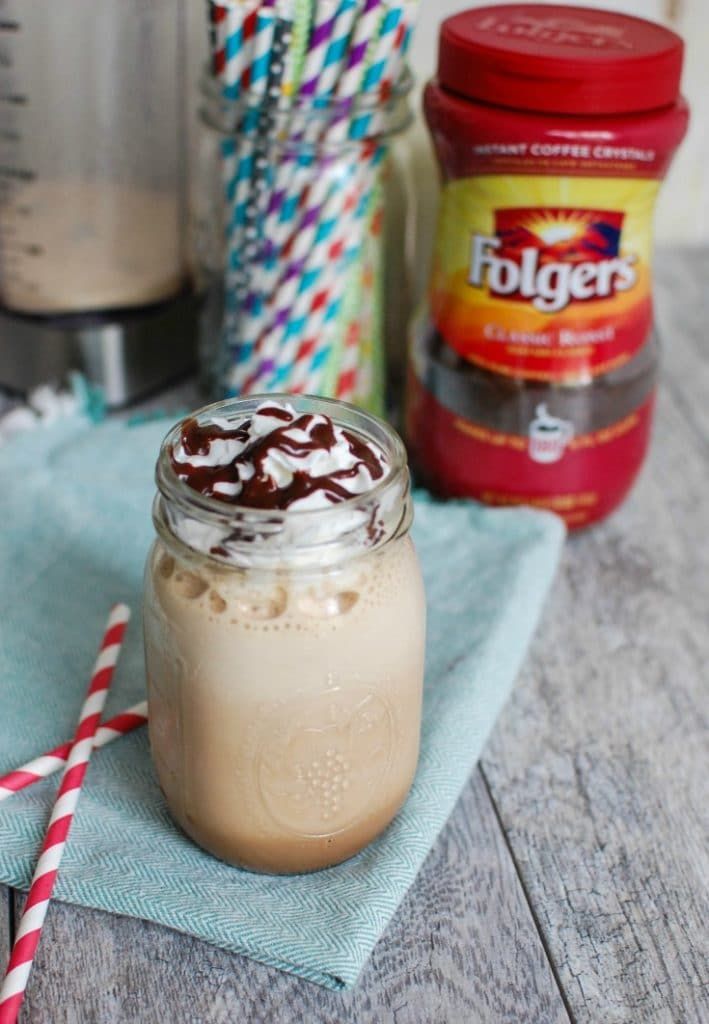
[0,604,131,1024]
[262,1,412,252]
[216,2,277,243]
[299,0,345,98]
[270,142,384,390]
[211,2,273,378]
[227,4,276,232]
[309,0,360,100]
[211,1,261,99]
[267,236,350,391]
[335,318,364,401]
[0,701,148,803]
[249,0,360,259]
[299,235,368,397]
[257,1,358,240]
[267,166,370,391]
[335,239,379,402]
[224,10,292,386]
[235,151,342,388]
[244,194,358,389]
[334,185,384,401]
[348,4,409,139]
[331,0,382,108]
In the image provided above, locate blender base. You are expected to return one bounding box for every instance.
[0,290,200,408]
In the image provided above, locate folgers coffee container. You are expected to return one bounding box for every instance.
[407,4,688,528]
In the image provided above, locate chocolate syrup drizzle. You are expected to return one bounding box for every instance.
[172,405,386,511]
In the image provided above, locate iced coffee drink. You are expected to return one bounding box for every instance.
[144,396,425,873]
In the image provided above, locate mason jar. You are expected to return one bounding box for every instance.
[193,69,413,411]
[143,395,426,873]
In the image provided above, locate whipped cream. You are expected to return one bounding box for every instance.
[171,401,389,512]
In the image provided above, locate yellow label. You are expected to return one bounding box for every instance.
[430,175,659,380]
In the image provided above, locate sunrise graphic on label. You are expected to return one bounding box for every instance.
[469,208,637,314]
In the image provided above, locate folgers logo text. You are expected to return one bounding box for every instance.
[469,208,638,314]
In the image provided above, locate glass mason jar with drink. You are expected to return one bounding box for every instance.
[143,395,426,874]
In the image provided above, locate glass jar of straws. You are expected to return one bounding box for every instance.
[196,1,417,412]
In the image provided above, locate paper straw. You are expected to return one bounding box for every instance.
[361,5,407,93]
[267,175,370,391]
[282,0,312,96]
[267,141,383,389]
[335,249,377,402]
[243,165,358,390]
[211,2,271,377]
[244,0,360,255]
[348,5,409,139]
[336,186,383,401]
[335,318,363,400]
[223,11,293,385]
[329,3,413,143]
[235,150,340,385]
[257,1,358,242]
[354,230,384,406]
[228,5,277,236]
[329,0,382,116]
[267,238,348,391]
[0,604,131,1024]
[309,0,359,100]
[299,0,343,98]
[246,14,293,254]
[211,1,261,99]
[0,701,148,803]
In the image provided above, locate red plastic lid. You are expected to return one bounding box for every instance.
[439,4,684,115]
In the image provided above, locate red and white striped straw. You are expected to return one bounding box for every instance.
[0,700,147,803]
[0,604,131,1024]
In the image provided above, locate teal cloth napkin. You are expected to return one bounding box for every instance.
[0,414,564,989]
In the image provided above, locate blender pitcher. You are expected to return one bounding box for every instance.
[0,0,196,405]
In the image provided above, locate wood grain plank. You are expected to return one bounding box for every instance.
[15,769,569,1024]
[654,247,709,473]
[0,885,9,967]
[481,326,709,1023]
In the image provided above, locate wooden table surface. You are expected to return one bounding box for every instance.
[1,251,708,1023]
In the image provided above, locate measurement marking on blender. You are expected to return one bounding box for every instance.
[0,238,41,255]
[0,165,34,181]
[0,2,197,403]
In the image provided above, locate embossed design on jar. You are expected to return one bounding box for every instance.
[144,591,189,788]
[255,689,394,837]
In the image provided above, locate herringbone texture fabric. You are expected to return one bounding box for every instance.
[0,416,564,989]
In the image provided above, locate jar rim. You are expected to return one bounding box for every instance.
[154,394,412,570]
[199,65,415,145]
